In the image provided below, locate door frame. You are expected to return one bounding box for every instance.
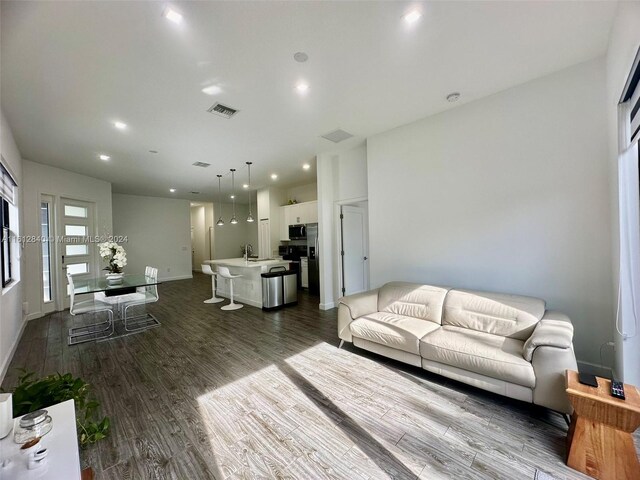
[36,191,100,311]
[39,194,57,315]
[334,197,369,300]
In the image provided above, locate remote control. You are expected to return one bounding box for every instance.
[611,380,625,400]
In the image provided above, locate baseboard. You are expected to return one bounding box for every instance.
[319,302,336,310]
[25,311,44,322]
[0,316,27,384]
[577,360,612,379]
[160,274,193,282]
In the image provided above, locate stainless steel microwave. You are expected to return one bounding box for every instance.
[288,224,306,240]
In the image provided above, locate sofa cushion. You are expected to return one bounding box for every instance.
[377,282,449,325]
[442,289,545,340]
[350,312,440,355]
[419,326,535,388]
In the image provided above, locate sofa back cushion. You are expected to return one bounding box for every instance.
[442,289,545,340]
[378,282,448,324]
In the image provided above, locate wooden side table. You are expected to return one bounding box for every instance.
[565,370,640,479]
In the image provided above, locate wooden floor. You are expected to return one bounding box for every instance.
[2,274,636,479]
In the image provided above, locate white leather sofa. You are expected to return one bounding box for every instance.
[338,282,577,413]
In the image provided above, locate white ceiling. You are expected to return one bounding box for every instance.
[1,1,616,202]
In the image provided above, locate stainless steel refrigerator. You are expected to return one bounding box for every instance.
[306,223,320,295]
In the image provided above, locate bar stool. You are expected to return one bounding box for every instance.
[201,264,224,304]
[217,266,243,311]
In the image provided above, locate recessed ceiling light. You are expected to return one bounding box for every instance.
[302,164,311,170]
[230,195,235,199]
[271,174,278,180]
[293,52,308,63]
[99,154,110,161]
[242,184,249,189]
[114,121,127,130]
[163,8,183,24]
[446,92,461,102]
[295,82,309,94]
[169,188,176,193]
[202,85,222,96]
[403,10,422,24]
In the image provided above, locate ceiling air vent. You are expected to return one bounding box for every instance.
[207,102,239,119]
[321,129,354,143]
[192,161,210,168]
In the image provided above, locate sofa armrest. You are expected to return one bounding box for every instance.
[337,288,379,342]
[523,310,574,362]
[526,311,577,413]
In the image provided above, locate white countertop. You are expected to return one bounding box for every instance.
[0,399,81,480]
[206,258,290,268]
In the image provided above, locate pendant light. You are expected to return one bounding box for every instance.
[216,175,224,226]
[229,168,238,224]
[246,162,254,223]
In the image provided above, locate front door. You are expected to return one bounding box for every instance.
[57,198,97,309]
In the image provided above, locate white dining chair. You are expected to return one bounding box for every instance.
[120,267,160,331]
[217,266,243,311]
[67,272,114,344]
[201,264,224,304]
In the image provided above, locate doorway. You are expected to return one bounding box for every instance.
[339,202,370,296]
[190,202,214,271]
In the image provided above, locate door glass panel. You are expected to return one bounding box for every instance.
[64,205,88,218]
[67,263,88,275]
[65,225,87,236]
[65,244,88,256]
[41,202,52,302]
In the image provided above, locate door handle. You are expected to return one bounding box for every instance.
[364,256,368,260]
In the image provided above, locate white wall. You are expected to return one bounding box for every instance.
[317,144,368,309]
[212,202,259,259]
[0,109,24,381]
[22,160,112,320]
[367,58,612,367]
[112,194,191,281]
[286,182,317,203]
[605,1,640,385]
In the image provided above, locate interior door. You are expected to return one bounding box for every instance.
[341,205,367,296]
[57,198,96,309]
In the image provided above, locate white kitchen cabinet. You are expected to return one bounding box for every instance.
[282,201,318,228]
[302,200,318,224]
[280,206,290,241]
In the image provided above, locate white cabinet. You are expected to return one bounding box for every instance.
[302,200,318,224]
[281,201,318,233]
[280,206,290,241]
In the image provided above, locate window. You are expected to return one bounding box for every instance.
[41,201,52,302]
[0,161,17,288]
[1,198,11,287]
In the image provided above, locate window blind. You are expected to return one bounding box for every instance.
[620,46,640,147]
[0,159,17,205]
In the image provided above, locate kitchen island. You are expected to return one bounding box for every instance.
[205,258,292,308]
